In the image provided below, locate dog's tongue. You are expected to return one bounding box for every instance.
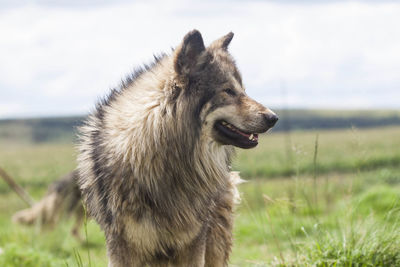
[233,128,258,141]
[221,121,258,141]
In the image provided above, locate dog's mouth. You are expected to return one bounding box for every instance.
[214,120,259,149]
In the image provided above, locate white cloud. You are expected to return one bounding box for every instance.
[0,0,399,118]
[0,103,24,117]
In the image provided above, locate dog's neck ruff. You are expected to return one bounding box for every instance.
[94,56,232,202]
[77,54,236,232]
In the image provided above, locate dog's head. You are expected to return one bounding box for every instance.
[173,30,278,149]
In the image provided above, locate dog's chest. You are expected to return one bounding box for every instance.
[121,214,203,255]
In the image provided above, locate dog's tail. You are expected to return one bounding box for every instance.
[12,170,84,239]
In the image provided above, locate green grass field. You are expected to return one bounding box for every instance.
[0,126,399,266]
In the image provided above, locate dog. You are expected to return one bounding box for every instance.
[77,29,278,267]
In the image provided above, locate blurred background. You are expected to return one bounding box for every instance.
[0,0,399,266]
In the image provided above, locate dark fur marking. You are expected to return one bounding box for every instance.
[154,245,176,261]
[204,101,230,118]
[90,126,114,225]
[170,84,182,102]
[131,205,145,221]
[94,89,120,122]
[170,85,182,116]
[105,209,113,225]
[171,103,177,117]
[194,89,215,119]
[217,214,230,228]
[135,183,158,211]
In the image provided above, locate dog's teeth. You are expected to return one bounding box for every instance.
[249,134,253,140]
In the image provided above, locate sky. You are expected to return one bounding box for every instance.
[0,0,399,119]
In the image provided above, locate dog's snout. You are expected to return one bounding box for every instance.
[263,113,278,128]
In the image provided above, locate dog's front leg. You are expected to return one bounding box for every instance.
[172,237,207,267]
[106,235,144,267]
[204,192,234,267]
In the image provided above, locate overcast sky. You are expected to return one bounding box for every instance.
[0,0,399,119]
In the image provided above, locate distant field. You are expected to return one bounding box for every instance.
[1,109,400,143]
[0,126,399,266]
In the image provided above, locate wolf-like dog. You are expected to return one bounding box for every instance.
[77,30,278,267]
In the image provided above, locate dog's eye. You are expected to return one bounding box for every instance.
[223,88,236,96]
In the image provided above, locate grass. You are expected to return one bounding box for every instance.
[300,220,400,266]
[0,126,400,266]
[231,174,400,266]
[234,126,400,178]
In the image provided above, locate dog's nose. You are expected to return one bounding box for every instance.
[264,113,278,128]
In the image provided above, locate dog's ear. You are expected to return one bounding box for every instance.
[174,30,206,76]
[209,32,234,50]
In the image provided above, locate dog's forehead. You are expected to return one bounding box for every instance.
[211,50,243,88]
